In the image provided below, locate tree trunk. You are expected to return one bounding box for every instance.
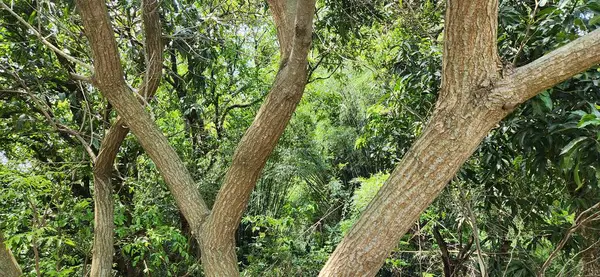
[319,0,600,275]
[75,0,210,242]
[89,0,163,275]
[90,122,126,277]
[199,0,316,275]
[0,232,22,277]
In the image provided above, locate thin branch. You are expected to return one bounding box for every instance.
[308,60,342,84]
[512,0,541,65]
[218,95,265,128]
[539,201,600,276]
[307,51,328,82]
[460,187,487,277]
[0,2,93,72]
[4,67,98,162]
[70,73,92,83]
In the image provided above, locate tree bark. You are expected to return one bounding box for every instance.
[319,1,600,275]
[199,0,316,275]
[0,232,22,277]
[75,0,210,242]
[76,0,316,275]
[88,0,163,275]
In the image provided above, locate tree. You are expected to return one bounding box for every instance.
[74,0,315,275]
[319,1,600,275]
[1,0,599,275]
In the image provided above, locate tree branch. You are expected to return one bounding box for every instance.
[138,0,163,98]
[0,2,93,72]
[218,95,265,130]
[496,29,600,108]
[267,0,296,60]
[433,225,453,277]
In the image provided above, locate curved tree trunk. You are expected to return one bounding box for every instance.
[0,232,22,277]
[319,0,600,275]
[76,0,210,244]
[199,0,316,275]
[89,0,163,275]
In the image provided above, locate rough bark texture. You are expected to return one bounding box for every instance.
[319,1,600,276]
[199,0,316,275]
[89,0,163,275]
[0,233,22,277]
[75,0,210,243]
[267,0,297,61]
[90,124,124,277]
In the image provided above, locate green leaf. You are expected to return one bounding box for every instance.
[574,162,583,190]
[540,91,553,111]
[578,114,600,127]
[64,238,76,247]
[560,137,588,156]
[590,15,600,25]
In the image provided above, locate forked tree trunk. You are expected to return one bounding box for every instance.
[89,0,163,275]
[75,0,316,275]
[0,232,22,277]
[75,0,211,242]
[319,0,600,275]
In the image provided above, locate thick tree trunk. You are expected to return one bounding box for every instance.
[319,0,600,275]
[90,122,127,277]
[199,0,316,275]
[0,232,22,277]
[76,0,316,275]
[89,0,163,275]
[75,0,210,241]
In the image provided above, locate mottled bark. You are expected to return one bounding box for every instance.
[199,0,316,275]
[87,0,163,276]
[0,232,22,277]
[319,1,600,275]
